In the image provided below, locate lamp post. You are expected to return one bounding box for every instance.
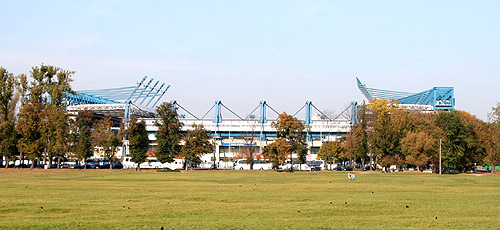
[439,138,442,175]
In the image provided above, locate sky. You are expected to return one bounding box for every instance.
[1,0,499,120]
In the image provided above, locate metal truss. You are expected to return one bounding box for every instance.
[356,77,454,111]
[66,76,170,108]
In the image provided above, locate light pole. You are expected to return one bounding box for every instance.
[439,138,442,175]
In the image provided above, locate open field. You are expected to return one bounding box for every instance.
[0,170,498,230]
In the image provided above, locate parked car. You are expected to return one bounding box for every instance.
[97,161,122,169]
[234,159,272,170]
[85,161,99,169]
[306,160,324,171]
[71,164,84,169]
[333,165,345,171]
[60,163,71,169]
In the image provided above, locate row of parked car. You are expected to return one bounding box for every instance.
[4,157,374,171]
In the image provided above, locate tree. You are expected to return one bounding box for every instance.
[484,103,500,173]
[0,68,20,168]
[93,116,121,169]
[317,141,345,170]
[271,113,306,171]
[401,131,437,171]
[41,66,73,168]
[16,64,73,169]
[17,103,44,169]
[155,102,183,164]
[127,116,149,171]
[434,110,482,173]
[350,102,371,169]
[457,111,485,172]
[42,104,71,169]
[367,98,410,171]
[72,110,95,168]
[180,124,213,169]
[263,138,291,169]
[489,102,500,123]
[481,123,500,173]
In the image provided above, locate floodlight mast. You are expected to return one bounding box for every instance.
[133,78,154,104]
[140,80,160,105]
[146,83,165,107]
[151,85,171,108]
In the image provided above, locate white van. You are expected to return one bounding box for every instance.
[139,158,163,169]
[123,157,183,170]
[234,159,272,170]
[160,158,184,170]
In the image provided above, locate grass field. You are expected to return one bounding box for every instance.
[0,169,498,230]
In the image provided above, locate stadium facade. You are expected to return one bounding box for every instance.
[66,77,454,162]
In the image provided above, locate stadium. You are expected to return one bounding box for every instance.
[65,76,455,166]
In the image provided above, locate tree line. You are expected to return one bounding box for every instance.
[315,98,500,173]
[1,65,499,173]
[0,65,213,170]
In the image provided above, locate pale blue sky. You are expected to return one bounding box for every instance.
[1,0,499,120]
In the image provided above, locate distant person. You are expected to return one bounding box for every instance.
[348,172,355,181]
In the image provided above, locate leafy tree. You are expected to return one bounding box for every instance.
[127,116,149,171]
[72,110,95,168]
[489,102,500,123]
[16,64,73,169]
[93,116,121,169]
[434,110,482,173]
[483,123,500,173]
[271,112,306,171]
[0,68,20,168]
[349,103,371,169]
[401,131,437,171]
[180,124,213,169]
[17,103,43,169]
[263,138,291,169]
[317,141,345,170]
[294,141,307,170]
[40,65,73,168]
[484,103,500,173]
[42,104,71,168]
[368,98,410,171]
[457,111,485,172]
[155,102,183,164]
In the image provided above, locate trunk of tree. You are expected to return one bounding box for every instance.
[48,154,52,169]
[19,152,24,168]
[361,158,366,170]
[4,158,9,169]
[110,160,113,170]
[30,158,36,170]
[84,159,87,169]
[492,163,496,174]
[374,155,379,171]
[138,165,141,171]
[57,157,61,169]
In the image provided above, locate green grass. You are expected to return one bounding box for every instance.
[0,170,498,230]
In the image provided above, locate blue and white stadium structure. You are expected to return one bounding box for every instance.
[66,77,454,165]
[356,77,455,111]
